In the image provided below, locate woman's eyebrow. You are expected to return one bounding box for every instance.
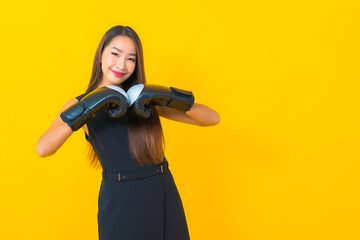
[112,47,136,56]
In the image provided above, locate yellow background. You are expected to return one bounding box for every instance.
[1,0,359,239]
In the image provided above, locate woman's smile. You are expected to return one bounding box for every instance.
[111,69,125,77]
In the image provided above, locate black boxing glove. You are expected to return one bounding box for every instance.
[127,84,195,118]
[60,86,129,131]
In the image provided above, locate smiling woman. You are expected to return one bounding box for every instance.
[36,25,220,240]
[97,35,137,88]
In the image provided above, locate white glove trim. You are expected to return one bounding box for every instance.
[105,85,130,105]
[127,84,144,106]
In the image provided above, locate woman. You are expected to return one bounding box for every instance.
[36,25,220,240]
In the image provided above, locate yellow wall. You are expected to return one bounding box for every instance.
[1,0,359,239]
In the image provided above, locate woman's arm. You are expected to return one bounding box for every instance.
[155,103,220,126]
[36,98,79,157]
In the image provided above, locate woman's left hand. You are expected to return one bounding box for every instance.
[127,84,195,118]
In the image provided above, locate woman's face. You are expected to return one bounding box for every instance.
[99,35,137,89]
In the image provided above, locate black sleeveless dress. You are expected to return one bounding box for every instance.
[75,93,190,240]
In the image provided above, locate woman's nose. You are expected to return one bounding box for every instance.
[117,58,126,70]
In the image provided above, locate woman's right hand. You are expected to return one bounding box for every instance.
[36,86,128,157]
[60,86,129,131]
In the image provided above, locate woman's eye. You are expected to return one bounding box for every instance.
[129,58,136,62]
[111,52,118,56]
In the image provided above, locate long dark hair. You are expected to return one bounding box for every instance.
[84,25,165,169]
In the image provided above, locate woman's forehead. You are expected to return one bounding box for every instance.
[109,36,136,54]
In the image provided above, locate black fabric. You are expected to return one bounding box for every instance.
[75,92,190,240]
[102,159,169,182]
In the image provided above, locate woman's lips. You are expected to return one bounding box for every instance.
[111,69,125,77]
